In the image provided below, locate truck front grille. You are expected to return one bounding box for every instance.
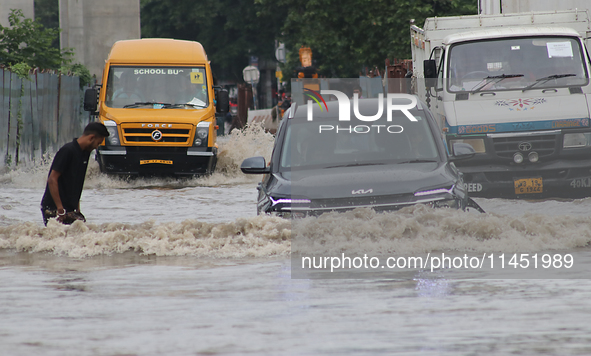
[492,134,557,158]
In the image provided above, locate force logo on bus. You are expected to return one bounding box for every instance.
[151,130,163,141]
[141,124,173,128]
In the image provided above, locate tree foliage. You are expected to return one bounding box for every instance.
[257,0,477,78]
[34,0,60,49]
[140,0,284,82]
[140,0,476,81]
[0,9,72,70]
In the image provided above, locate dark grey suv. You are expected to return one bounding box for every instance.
[241,96,483,217]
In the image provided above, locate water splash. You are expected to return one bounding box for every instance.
[0,123,276,190]
[2,205,591,258]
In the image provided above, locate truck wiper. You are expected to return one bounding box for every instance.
[123,102,166,108]
[471,74,524,93]
[522,74,576,92]
[397,159,438,164]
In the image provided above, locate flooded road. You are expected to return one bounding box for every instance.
[2,126,591,355]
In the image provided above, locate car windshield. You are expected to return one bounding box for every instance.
[280,111,439,170]
[105,66,209,108]
[448,37,588,92]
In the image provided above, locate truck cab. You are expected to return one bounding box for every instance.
[84,39,229,177]
[411,11,591,197]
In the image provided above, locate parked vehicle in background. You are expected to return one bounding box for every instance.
[84,39,229,176]
[241,97,484,217]
[411,10,591,197]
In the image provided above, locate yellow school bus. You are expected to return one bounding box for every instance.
[84,38,229,176]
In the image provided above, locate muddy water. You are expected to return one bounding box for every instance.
[2,125,591,355]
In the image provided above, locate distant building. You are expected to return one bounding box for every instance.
[0,0,34,27]
[59,0,140,80]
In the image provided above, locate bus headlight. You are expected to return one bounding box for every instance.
[194,122,210,146]
[103,120,120,145]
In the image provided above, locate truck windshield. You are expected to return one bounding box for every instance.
[105,66,209,108]
[447,37,588,92]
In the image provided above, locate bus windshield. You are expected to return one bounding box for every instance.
[105,66,209,108]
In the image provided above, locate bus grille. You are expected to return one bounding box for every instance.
[121,124,193,146]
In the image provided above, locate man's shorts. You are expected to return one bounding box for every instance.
[41,207,57,226]
[41,207,86,226]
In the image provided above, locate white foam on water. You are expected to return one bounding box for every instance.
[0,215,291,258]
[2,205,590,259]
[291,205,591,255]
[0,123,276,190]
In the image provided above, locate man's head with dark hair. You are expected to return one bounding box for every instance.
[83,122,110,137]
[79,122,109,151]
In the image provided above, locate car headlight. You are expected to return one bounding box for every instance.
[449,138,485,154]
[414,186,455,197]
[414,186,460,209]
[428,199,460,209]
[103,120,120,145]
[563,133,591,148]
[269,196,311,218]
[194,122,210,146]
[272,211,308,219]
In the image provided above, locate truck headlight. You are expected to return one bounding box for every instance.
[103,120,120,145]
[563,133,591,148]
[449,138,485,153]
[194,122,210,146]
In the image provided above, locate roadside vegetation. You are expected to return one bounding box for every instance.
[140,0,476,80]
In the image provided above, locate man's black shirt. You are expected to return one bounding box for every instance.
[41,139,90,211]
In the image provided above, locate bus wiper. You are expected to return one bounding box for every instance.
[163,103,207,108]
[471,74,524,93]
[522,74,576,92]
[123,102,167,108]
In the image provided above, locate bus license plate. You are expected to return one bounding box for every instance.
[514,177,543,194]
[140,159,173,165]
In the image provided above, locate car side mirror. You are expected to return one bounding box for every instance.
[84,88,98,112]
[215,89,229,114]
[241,156,270,174]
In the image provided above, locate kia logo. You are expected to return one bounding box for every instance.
[352,189,373,195]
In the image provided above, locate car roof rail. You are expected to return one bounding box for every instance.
[287,102,298,119]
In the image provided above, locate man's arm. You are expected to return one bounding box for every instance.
[47,170,65,215]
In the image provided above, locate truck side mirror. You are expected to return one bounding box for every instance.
[423,60,437,79]
[449,142,476,161]
[215,89,229,113]
[84,88,98,112]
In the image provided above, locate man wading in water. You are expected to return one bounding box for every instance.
[40,122,110,225]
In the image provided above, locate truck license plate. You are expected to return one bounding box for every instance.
[514,177,543,194]
[140,159,173,165]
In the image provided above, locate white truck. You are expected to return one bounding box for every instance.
[411,9,591,197]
